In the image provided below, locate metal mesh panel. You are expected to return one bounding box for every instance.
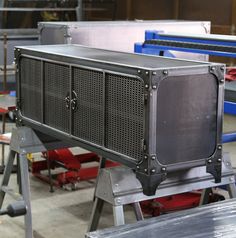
[72,67,104,145]
[44,62,70,133]
[105,73,144,161]
[156,73,218,165]
[20,57,42,121]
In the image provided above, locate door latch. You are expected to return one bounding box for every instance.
[64,93,70,109]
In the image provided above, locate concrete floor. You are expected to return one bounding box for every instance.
[0,114,236,238]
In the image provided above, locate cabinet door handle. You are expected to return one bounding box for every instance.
[71,90,78,111]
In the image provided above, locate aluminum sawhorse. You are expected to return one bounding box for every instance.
[0,126,72,238]
[88,154,236,232]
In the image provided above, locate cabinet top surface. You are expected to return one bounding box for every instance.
[17,44,213,70]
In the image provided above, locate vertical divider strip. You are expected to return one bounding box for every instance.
[16,57,21,107]
[41,60,44,124]
[102,71,106,147]
[69,65,73,136]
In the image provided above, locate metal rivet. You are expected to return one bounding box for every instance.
[145,71,149,75]
[211,66,215,71]
[17,49,20,52]
[151,156,156,160]
[163,70,168,75]
[230,177,234,182]
[138,70,142,74]
[218,145,222,150]
[152,71,157,75]
[144,155,148,160]
[220,79,224,83]
[208,159,212,164]
[145,84,149,89]
[161,167,166,172]
[152,85,157,89]
[144,169,148,173]
[217,158,222,162]
[151,169,156,173]
[137,166,140,169]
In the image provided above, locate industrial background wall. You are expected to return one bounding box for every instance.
[110,0,236,64]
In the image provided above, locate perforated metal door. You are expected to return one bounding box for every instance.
[105,73,144,161]
[72,67,104,145]
[20,57,42,121]
[44,62,70,133]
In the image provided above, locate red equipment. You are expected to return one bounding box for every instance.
[140,192,225,217]
[31,148,118,190]
[226,67,236,81]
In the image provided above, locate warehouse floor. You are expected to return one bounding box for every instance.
[0,114,236,238]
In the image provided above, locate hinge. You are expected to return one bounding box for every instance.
[16,99,21,108]
[143,93,148,104]
[141,139,147,152]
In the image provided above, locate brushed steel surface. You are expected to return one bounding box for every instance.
[86,198,236,238]
[17,44,208,69]
[39,20,210,61]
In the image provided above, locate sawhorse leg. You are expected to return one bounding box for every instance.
[226,183,236,198]
[200,183,236,206]
[113,205,125,226]
[0,150,33,238]
[1,113,7,168]
[199,188,213,205]
[19,153,33,238]
[93,157,107,201]
[0,150,16,208]
[132,202,144,221]
[87,197,104,232]
[113,202,143,225]
[88,200,143,232]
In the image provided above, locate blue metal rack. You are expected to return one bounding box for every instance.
[134,31,236,143]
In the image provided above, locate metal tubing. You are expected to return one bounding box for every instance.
[19,154,33,238]
[0,7,76,12]
[46,154,54,193]
[222,132,236,143]
[1,113,6,167]
[113,205,125,226]
[76,0,83,21]
[3,33,7,91]
[87,197,104,232]
[132,202,144,221]
[199,188,212,206]
[0,150,16,208]
[227,183,236,198]
[93,157,106,201]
